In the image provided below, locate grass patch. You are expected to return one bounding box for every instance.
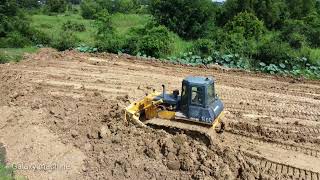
[171,34,193,57]
[0,164,14,180]
[0,47,38,64]
[112,13,152,35]
[31,14,96,45]
[0,143,14,180]
[310,48,320,64]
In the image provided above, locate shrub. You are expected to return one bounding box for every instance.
[0,53,22,64]
[286,33,307,49]
[149,0,216,39]
[224,12,265,40]
[95,34,124,53]
[0,54,10,64]
[45,0,67,13]
[80,0,101,19]
[30,29,52,45]
[254,38,296,66]
[138,25,173,58]
[191,39,215,57]
[62,21,86,32]
[94,10,125,53]
[124,23,174,58]
[51,31,79,51]
[4,31,31,48]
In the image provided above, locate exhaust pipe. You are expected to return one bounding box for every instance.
[162,84,166,98]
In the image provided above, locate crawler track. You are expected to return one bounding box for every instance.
[145,118,219,146]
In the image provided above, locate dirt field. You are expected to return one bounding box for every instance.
[0,48,320,180]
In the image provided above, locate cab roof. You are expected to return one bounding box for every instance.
[183,76,214,85]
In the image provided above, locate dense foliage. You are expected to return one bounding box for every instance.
[45,0,68,13]
[124,22,174,58]
[149,0,216,39]
[0,0,41,48]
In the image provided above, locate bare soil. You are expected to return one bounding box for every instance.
[0,48,319,180]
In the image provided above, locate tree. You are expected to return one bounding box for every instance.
[46,0,67,13]
[0,0,35,47]
[286,0,316,19]
[149,0,216,39]
[303,12,320,47]
[18,0,40,9]
[217,0,255,26]
[68,0,81,4]
[94,10,124,53]
[254,0,288,29]
[0,0,18,16]
[218,0,288,29]
[224,12,265,39]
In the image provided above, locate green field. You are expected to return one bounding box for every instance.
[31,14,96,45]
[30,13,191,57]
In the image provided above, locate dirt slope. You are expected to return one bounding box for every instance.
[0,48,319,180]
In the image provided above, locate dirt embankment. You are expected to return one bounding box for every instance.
[0,48,319,179]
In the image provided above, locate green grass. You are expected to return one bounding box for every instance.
[31,14,96,45]
[310,48,320,64]
[0,144,14,180]
[112,13,152,35]
[171,34,193,57]
[31,13,151,46]
[0,47,38,63]
[0,164,14,180]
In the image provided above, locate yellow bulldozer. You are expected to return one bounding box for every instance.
[125,76,225,144]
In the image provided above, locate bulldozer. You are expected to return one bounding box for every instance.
[125,76,225,144]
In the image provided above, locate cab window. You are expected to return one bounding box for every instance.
[208,85,215,103]
[191,87,203,106]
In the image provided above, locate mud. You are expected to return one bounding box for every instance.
[0,48,319,179]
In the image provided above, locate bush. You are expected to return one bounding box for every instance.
[149,0,216,39]
[80,0,101,19]
[96,34,124,53]
[224,12,265,40]
[0,53,22,64]
[123,23,174,58]
[139,26,173,58]
[4,31,31,48]
[51,31,79,51]
[30,29,52,45]
[254,39,295,65]
[62,21,86,32]
[45,0,67,13]
[94,10,124,53]
[191,39,215,57]
[0,54,10,64]
[286,33,307,49]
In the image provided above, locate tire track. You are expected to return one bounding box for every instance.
[228,120,320,136]
[244,152,320,180]
[225,129,320,159]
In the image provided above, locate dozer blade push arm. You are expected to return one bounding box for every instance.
[125,92,163,127]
